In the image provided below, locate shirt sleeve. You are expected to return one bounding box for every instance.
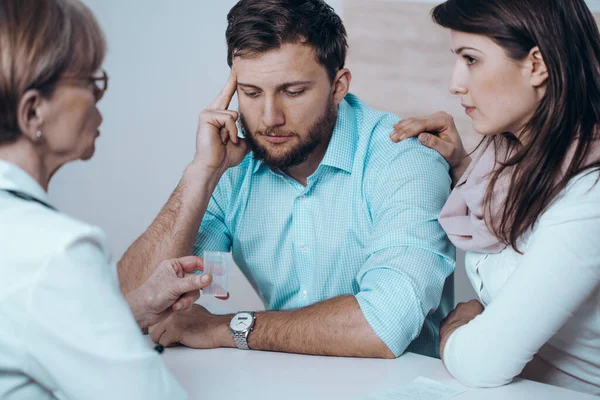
[23,233,188,400]
[193,182,233,255]
[355,138,456,357]
[443,172,600,387]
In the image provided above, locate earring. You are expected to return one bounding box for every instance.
[36,130,43,141]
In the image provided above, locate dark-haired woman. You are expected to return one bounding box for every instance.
[391,0,600,394]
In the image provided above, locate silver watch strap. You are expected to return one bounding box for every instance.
[232,329,250,350]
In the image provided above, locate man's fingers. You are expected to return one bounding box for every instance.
[172,290,201,312]
[149,324,166,344]
[205,111,239,144]
[223,113,239,144]
[219,127,230,145]
[221,109,239,120]
[159,327,180,347]
[208,67,238,110]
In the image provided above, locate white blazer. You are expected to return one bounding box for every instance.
[0,160,187,400]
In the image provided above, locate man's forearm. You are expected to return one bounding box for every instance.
[223,295,394,359]
[118,163,223,294]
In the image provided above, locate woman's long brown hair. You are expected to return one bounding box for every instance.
[433,0,600,251]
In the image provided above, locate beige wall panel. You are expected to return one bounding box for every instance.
[344,2,600,152]
[344,0,480,151]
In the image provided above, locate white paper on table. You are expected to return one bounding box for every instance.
[366,376,466,400]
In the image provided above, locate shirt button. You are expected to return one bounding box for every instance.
[301,290,308,298]
[299,243,307,252]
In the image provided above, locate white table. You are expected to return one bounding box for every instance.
[146,336,594,399]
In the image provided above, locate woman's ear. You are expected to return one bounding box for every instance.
[527,46,548,88]
[17,89,45,142]
[332,68,352,105]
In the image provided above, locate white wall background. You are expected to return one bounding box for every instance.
[53,0,597,309]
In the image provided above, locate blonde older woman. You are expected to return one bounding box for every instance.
[0,1,214,398]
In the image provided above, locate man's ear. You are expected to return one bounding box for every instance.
[332,68,352,105]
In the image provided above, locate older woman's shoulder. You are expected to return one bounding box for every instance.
[0,202,110,263]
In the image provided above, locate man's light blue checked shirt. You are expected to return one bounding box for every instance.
[194,93,456,358]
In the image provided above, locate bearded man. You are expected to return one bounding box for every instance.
[118,0,455,360]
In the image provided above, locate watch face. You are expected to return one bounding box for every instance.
[230,312,253,332]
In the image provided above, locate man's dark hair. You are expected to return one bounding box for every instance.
[226,0,348,81]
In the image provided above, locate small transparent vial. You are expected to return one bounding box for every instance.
[201,251,230,296]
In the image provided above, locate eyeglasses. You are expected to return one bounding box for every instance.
[78,69,109,101]
[51,69,109,101]
[88,70,109,100]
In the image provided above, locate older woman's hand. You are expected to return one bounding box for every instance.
[390,112,471,186]
[125,256,215,329]
[439,299,484,362]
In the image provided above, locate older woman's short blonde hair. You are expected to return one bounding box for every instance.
[0,0,106,143]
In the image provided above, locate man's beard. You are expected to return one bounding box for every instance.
[239,101,338,170]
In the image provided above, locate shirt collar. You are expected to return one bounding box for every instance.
[251,94,358,175]
[0,159,54,208]
[319,97,357,174]
[251,155,265,174]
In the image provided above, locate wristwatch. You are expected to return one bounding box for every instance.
[229,311,256,350]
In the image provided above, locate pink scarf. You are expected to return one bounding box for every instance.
[439,138,600,254]
[438,140,509,254]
